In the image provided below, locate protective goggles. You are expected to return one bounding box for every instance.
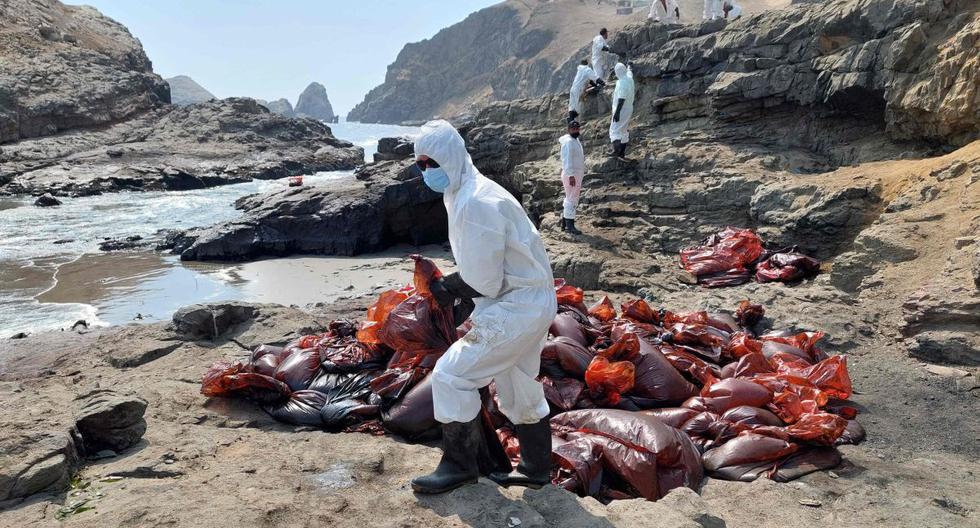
[415,158,441,170]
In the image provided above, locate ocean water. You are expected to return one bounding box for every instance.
[0,122,420,337]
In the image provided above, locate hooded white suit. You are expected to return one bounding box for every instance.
[609,63,635,143]
[568,64,600,115]
[414,120,556,425]
[649,0,680,23]
[591,34,609,81]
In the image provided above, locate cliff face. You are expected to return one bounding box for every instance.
[166,75,217,105]
[347,0,787,124]
[0,0,170,143]
[295,82,335,122]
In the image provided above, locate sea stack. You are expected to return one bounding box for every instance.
[295,82,336,122]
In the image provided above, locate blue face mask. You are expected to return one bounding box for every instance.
[423,167,450,193]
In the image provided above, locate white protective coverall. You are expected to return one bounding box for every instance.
[649,0,680,23]
[703,0,722,20]
[414,120,557,426]
[723,0,743,19]
[568,64,600,116]
[591,34,609,81]
[609,63,635,143]
[559,134,585,220]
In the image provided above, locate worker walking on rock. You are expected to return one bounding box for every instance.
[649,0,680,23]
[559,121,586,235]
[409,120,557,495]
[722,0,743,19]
[568,60,603,123]
[609,63,635,159]
[591,28,611,81]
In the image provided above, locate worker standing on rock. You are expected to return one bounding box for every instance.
[568,60,604,123]
[409,120,557,495]
[591,28,611,81]
[722,0,743,19]
[649,0,681,23]
[703,0,722,20]
[559,121,586,235]
[609,63,635,159]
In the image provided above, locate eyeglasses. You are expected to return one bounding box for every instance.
[415,158,441,170]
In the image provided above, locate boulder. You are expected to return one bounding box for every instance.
[170,302,260,340]
[168,160,447,261]
[373,136,415,162]
[74,391,147,453]
[33,193,61,207]
[0,432,80,502]
[295,82,335,122]
[263,98,296,118]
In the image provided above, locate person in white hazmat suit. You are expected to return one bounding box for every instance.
[722,0,743,19]
[703,0,722,20]
[409,120,558,494]
[649,0,680,23]
[568,60,603,123]
[591,28,611,81]
[609,62,635,158]
[559,120,585,235]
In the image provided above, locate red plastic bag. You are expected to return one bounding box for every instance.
[551,409,704,501]
[201,361,291,401]
[555,279,585,307]
[680,227,764,277]
[588,296,617,322]
[549,312,589,346]
[584,356,635,405]
[602,334,698,405]
[274,348,322,392]
[755,250,820,283]
[799,355,852,400]
[620,299,659,324]
[685,378,773,414]
[734,300,765,328]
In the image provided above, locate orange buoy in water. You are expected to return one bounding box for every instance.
[288,176,304,187]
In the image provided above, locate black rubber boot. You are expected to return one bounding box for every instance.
[560,217,568,232]
[609,140,622,157]
[620,141,629,158]
[411,418,481,494]
[567,110,578,124]
[566,219,583,236]
[489,419,553,488]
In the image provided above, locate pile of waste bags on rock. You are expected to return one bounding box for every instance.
[680,227,821,288]
[202,256,863,503]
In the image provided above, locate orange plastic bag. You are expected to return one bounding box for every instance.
[588,296,617,322]
[620,299,659,324]
[584,356,635,405]
[555,279,585,306]
[356,289,410,345]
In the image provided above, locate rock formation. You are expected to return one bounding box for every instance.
[0,0,362,196]
[166,75,217,105]
[262,98,296,118]
[0,0,170,143]
[295,82,336,122]
[0,98,364,196]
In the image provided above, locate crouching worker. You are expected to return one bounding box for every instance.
[559,120,585,235]
[409,120,558,494]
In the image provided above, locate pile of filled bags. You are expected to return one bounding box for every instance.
[680,227,821,287]
[201,256,863,503]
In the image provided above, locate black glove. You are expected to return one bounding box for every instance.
[453,297,476,327]
[442,272,483,300]
[613,111,621,122]
[596,78,606,87]
[429,278,456,308]
[602,46,610,52]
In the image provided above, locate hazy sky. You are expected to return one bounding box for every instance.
[66,1,501,116]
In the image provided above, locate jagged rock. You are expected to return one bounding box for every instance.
[373,136,415,162]
[902,289,980,366]
[166,75,217,106]
[2,98,363,196]
[74,390,147,453]
[0,0,170,144]
[973,247,980,290]
[33,193,61,207]
[169,160,447,261]
[0,432,80,502]
[263,98,296,118]
[295,82,335,122]
[170,302,260,340]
